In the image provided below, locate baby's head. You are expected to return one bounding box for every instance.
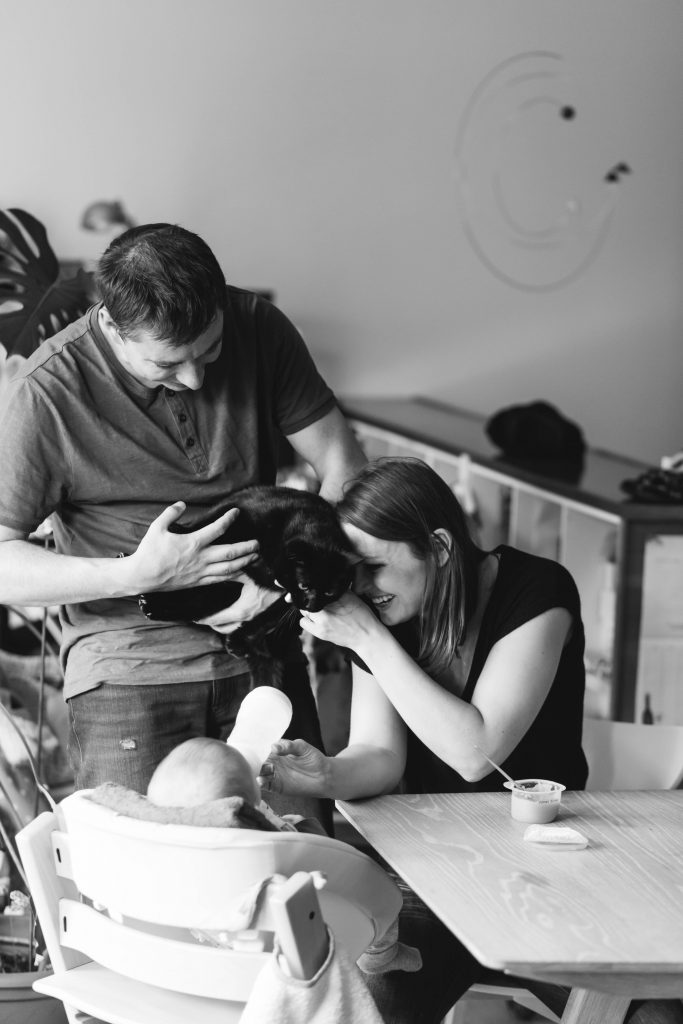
[147,737,260,808]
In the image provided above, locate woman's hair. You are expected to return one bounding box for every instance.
[337,457,485,675]
[95,223,226,345]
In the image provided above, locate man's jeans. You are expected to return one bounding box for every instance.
[67,662,334,833]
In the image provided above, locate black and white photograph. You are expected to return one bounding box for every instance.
[1,3,682,1023]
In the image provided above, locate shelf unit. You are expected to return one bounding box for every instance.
[341,396,683,724]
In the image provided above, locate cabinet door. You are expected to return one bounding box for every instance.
[351,422,429,462]
[632,531,683,725]
[510,491,562,561]
[350,423,391,460]
[563,509,620,720]
[429,455,511,550]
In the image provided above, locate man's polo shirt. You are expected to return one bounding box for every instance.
[0,287,335,697]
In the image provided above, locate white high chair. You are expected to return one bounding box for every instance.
[16,789,402,1024]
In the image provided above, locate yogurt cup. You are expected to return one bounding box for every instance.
[503,779,566,823]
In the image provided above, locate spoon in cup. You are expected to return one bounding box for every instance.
[473,745,520,788]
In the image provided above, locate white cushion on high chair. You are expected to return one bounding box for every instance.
[89,780,277,829]
[57,790,402,953]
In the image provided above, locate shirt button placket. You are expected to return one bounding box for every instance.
[166,392,205,470]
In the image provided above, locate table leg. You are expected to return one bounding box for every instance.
[561,989,631,1024]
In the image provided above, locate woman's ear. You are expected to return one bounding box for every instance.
[432,528,453,567]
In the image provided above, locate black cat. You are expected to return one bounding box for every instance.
[138,485,355,661]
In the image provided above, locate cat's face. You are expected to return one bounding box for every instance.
[277,541,353,612]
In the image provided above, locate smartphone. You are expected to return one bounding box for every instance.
[270,872,329,980]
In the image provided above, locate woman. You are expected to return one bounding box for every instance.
[261,456,588,1023]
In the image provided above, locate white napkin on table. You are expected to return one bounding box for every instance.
[523,824,588,849]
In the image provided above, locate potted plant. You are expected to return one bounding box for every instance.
[0,208,91,1020]
[0,207,93,359]
[0,596,72,1022]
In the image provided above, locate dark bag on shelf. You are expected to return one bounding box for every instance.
[486,400,586,463]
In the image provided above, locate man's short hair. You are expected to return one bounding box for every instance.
[95,223,226,346]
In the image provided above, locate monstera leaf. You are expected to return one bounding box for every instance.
[0,208,92,358]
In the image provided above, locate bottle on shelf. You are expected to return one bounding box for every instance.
[641,693,654,725]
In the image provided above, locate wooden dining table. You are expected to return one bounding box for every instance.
[337,790,683,1024]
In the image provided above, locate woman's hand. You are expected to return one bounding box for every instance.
[258,739,331,798]
[298,591,379,655]
[195,575,283,635]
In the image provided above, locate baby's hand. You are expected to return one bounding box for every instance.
[279,813,305,826]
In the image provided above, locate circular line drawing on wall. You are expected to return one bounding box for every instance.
[455,51,630,291]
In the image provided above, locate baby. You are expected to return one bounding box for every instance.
[147,736,299,832]
[146,736,421,975]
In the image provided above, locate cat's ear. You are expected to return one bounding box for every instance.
[284,538,313,565]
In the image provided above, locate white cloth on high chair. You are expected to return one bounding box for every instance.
[239,929,384,1024]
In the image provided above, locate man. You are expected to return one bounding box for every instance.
[0,223,365,828]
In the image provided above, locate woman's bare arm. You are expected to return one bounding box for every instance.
[299,592,572,783]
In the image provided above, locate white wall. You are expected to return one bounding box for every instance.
[3,0,683,463]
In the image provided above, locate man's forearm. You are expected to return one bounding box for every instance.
[318,457,366,503]
[0,539,137,606]
[290,406,367,503]
[320,428,367,502]
[317,441,367,503]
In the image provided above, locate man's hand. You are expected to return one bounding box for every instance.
[195,575,283,635]
[128,502,259,593]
